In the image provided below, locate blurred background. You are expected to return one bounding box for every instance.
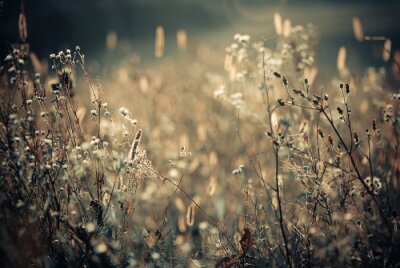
[1,0,400,74]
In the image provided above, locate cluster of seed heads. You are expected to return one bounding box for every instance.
[232,164,244,175]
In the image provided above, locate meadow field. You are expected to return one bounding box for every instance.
[0,1,400,267]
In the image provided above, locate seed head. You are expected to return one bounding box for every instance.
[328,135,333,145]
[130,129,142,161]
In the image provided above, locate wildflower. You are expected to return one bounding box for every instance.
[8,66,16,73]
[16,200,25,208]
[90,138,100,147]
[85,222,96,233]
[372,177,382,194]
[130,119,137,126]
[199,221,209,230]
[151,252,160,260]
[364,176,382,194]
[232,164,244,175]
[213,85,225,98]
[118,107,129,117]
[95,242,107,254]
[11,104,18,112]
[4,54,12,61]
[238,34,250,43]
[90,109,97,117]
[230,92,243,100]
[230,43,239,50]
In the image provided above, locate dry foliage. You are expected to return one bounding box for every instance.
[0,8,399,268]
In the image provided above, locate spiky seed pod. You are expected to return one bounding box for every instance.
[273,71,281,78]
[282,76,288,86]
[130,129,142,161]
[345,84,350,94]
[318,128,324,138]
[372,119,377,130]
[353,131,359,144]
